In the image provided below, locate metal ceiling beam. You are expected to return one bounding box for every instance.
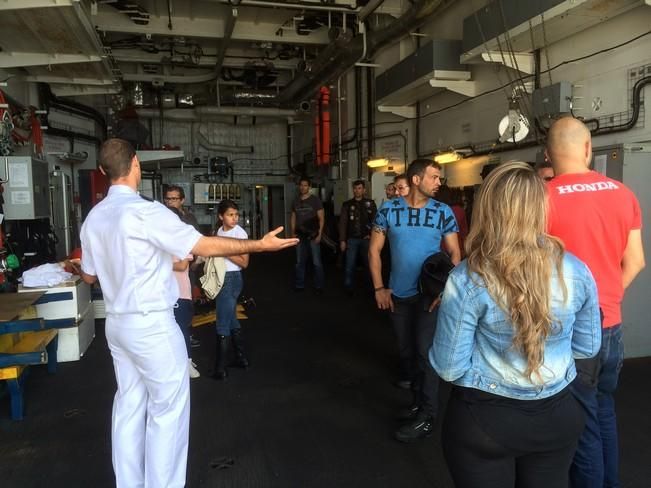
[23,74,115,85]
[111,50,299,71]
[0,52,102,68]
[93,7,330,45]
[50,85,122,97]
[15,8,55,55]
[215,8,237,74]
[0,0,76,10]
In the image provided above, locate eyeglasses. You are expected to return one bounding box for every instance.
[164,197,181,201]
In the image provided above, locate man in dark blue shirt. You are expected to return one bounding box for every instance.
[369,159,461,442]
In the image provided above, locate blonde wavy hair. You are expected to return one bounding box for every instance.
[466,161,566,380]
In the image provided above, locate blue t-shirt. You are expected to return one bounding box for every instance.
[374,197,458,298]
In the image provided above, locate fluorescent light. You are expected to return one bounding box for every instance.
[434,152,461,164]
[367,157,389,168]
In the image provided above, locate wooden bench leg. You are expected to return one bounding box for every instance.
[46,335,59,374]
[7,377,24,421]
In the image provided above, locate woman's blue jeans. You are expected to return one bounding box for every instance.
[173,298,193,356]
[216,271,243,336]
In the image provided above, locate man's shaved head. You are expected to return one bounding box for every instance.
[545,117,592,175]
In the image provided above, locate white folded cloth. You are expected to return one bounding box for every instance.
[22,263,73,288]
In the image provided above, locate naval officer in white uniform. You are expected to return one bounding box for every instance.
[77,139,298,488]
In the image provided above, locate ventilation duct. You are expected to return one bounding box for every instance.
[375,39,468,105]
[196,130,254,154]
[136,106,298,120]
[278,0,457,105]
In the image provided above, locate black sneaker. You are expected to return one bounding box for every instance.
[395,413,434,443]
[395,404,420,421]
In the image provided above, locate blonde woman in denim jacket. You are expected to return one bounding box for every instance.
[430,161,601,488]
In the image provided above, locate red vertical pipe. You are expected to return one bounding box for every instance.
[315,96,322,166]
[320,86,331,165]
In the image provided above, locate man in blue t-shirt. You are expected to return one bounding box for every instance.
[369,159,461,442]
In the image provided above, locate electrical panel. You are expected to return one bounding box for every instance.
[193,183,242,204]
[532,81,573,118]
[589,144,651,358]
[0,157,50,220]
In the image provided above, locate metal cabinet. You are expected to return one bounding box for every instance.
[0,157,50,220]
[593,144,651,358]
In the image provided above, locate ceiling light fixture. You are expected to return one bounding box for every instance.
[434,152,461,164]
[367,157,389,168]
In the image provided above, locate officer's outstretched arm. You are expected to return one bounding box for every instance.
[192,227,298,257]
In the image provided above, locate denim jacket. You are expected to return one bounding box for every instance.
[429,253,601,400]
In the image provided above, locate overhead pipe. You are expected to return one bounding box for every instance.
[314,97,322,165]
[592,76,651,135]
[39,84,107,139]
[214,0,359,13]
[358,0,385,21]
[278,0,456,105]
[215,7,238,74]
[297,28,354,82]
[287,121,299,175]
[355,66,363,177]
[279,32,356,105]
[366,66,375,161]
[44,126,102,146]
[337,77,344,178]
[136,106,298,120]
[123,72,218,84]
[196,131,253,154]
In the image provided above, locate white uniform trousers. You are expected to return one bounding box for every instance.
[106,309,190,488]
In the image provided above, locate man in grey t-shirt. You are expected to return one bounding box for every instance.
[290,176,325,292]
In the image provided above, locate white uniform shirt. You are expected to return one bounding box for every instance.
[217,225,248,272]
[80,185,203,315]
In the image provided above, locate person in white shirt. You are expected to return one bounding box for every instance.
[213,199,249,379]
[77,139,297,488]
